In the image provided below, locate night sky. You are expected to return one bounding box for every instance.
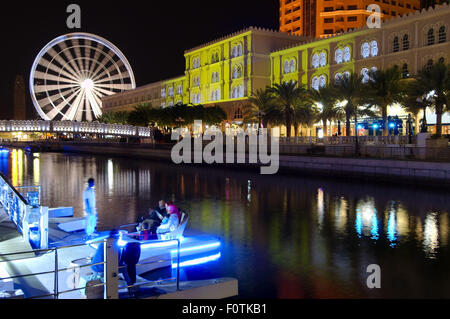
[0,0,280,119]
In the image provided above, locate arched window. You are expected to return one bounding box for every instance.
[238,85,244,98]
[319,75,327,88]
[290,59,296,73]
[343,46,351,62]
[237,44,243,56]
[361,42,370,58]
[284,60,290,74]
[311,76,319,91]
[212,73,216,83]
[319,52,327,67]
[335,73,342,84]
[427,28,435,45]
[402,63,409,78]
[439,26,446,43]
[343,71,350,80]
[370,41,378,57]
[312,54,320,68]
[426,59,433,70]
[232,46,237,58]
[393,36,399,52]
[335,48,343,64]
[402,34,409,50]
[361,68,370,84]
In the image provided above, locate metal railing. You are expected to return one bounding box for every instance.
[0,238,183,299]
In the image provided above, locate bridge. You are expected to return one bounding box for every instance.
[0,120,153,138]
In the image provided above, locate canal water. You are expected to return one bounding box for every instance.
[1,149,449,298]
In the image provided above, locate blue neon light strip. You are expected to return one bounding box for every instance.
[171,252,221,269]
[170,241,221,255]
[141,240,179,249]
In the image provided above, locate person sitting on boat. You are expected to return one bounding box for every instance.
[137,200,167,234]
[156,202,181,236]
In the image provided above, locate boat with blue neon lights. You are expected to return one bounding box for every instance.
[48,211,222,276]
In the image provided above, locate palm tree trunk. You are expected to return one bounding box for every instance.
[286,112,292,137]
[346,115,351,136]
[436,106,443,137]
[382,107,388,136]
[323,120,328,137]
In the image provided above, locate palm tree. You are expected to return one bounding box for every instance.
[334,73,375,154]
[408,62,450,137]
[293,102,319,136]
[243,88,276,128]
[401,81,434,134]
[308,85,340,137]
[269,81,307,137]
[127,103,154,127]
[369,66,406,136]
[334,73,374,137]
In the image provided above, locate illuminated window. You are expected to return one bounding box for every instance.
[284,60,290,74]
[233,65,242,79]
[361,42,370,58]
[311,76,319,90]
[319,52,327,67]
[290,59,296,73]
[361,68,370,83]
[335,73,342,84]
[312,54,320,68]
[319,75,327,88]
[343,46,351,62]
[161,88,166,98]
[168,87,174,97]
[335,48,343,64]
[370,41,378,57]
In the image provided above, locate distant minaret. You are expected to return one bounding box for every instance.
[13,75,26,120]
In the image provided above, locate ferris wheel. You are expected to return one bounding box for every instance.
[29,32,135,122]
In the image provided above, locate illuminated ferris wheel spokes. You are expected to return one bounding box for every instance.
[30,33,136,122]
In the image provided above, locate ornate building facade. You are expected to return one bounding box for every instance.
[102,3,450,135]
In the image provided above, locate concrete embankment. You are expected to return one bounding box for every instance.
[4,141,450,187]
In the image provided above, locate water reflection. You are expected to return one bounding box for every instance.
[1,149,449,298]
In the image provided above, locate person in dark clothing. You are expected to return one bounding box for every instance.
[137,200,167,234]
[91,229,141,297]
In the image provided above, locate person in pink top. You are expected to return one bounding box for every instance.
[156,201,180,235]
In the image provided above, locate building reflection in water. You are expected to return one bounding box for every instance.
[1,149,449,298]
[423,212,439,259]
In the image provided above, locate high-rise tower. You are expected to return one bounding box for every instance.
[280,0,421,38]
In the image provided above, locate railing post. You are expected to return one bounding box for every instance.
[104,238,119,299]
[54,248,58,299]
[177,239,180,291]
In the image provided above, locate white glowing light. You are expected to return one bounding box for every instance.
[81,79,94,90]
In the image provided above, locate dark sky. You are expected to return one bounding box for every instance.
[0,0,279,119]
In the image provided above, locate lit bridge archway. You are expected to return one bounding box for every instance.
[0,120,152,137]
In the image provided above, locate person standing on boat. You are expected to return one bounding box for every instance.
[83,178,97,237]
